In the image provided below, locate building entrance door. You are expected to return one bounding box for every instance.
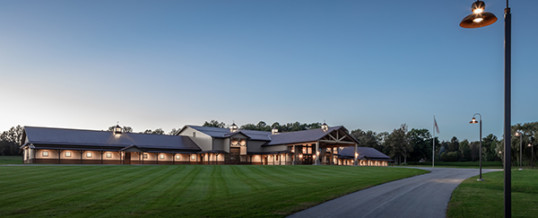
[228,148,240,164]
[124,152,131,164]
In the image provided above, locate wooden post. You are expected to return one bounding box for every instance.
[314,142,319,165]
[354,143,358,166]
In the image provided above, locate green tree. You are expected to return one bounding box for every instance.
[203,120,225,128]
[407,128,431,162]
[0,125,24,155]
[385,124,410,165]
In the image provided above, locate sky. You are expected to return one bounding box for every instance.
[1,0,537,141]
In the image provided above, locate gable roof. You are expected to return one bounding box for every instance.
[338,147,391,160]
[23,126,201,151]
[187,125,356,146]
[187,126,271,141]
[265,126,352,146]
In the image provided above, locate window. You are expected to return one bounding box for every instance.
[159,154,164,159]
[42,151,49,157]
[65,151,71,157]
[86,152,92,158]
[106,153,112,158]
[144,153,148,159]
[176,155,180,160]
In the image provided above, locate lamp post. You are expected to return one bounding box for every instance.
[515,131,523,170]
[470,113,483,181]
[460,0,511,217]
[528,143,533,168]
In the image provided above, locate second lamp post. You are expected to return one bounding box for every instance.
[470,113,483,181]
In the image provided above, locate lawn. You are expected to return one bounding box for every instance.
[0,165,426,217]
[0,156,22,164]
[448,169,538,218]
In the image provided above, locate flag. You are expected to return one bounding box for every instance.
[434,116,440,134]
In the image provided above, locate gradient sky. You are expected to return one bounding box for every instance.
[1,0,537,141]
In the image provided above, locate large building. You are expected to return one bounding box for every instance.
[20,124,391,166]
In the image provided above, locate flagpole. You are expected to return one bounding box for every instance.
[432,116,435,168]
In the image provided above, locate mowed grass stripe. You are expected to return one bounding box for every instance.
[4,166,158,216]
[0,165,426,217]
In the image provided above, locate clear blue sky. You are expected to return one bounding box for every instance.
[1,0,537,141]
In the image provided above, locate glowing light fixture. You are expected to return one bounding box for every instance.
[230,122,238,132]
[321,122,329,132]
[113,123,123,135]
[460,0,497,28]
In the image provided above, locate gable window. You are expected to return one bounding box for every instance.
[86,152,92,158]
[65,151,71,157]
[42,151,49,157]
[106,153,112,158]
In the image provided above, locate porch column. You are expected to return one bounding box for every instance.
[292,145,296,165]
[314,142,320,165]
[354,143,358,166]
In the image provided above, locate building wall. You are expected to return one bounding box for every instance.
[246,141,266,153]
[179,127,213,151]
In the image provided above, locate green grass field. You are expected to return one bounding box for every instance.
[0,156,23,164]
[0,165,425,217]
[448,169,538,218]
[407,161,503,168]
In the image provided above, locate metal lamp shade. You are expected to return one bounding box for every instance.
[460,12,497,28]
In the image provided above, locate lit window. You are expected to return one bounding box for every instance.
[144,153,148,159]
[240,139,246,146]
[176,155,180,160]
[42,151,49,157]
[106,153,112,158]
[160,154,164,159]
[65,151,71,157]
[86,152,92,158]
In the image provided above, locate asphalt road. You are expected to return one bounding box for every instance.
[289,167,500,218]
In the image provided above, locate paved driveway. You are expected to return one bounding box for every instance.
[289,167,500,218]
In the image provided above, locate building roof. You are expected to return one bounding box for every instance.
[187,126,272,141]
[338,147,392,160]
[22,126,201,151]
[265,126,347,146]
[188,125,355,146]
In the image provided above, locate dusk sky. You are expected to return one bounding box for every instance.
[1,0,537,141]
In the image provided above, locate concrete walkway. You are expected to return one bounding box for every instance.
[289,167,500,218]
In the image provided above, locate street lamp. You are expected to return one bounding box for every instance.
[460,0,511,217]
[515,131,523,170]
[470,113,483,181]
[528,143,534,168]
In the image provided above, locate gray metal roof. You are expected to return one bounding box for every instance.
[23,126,201,151]
[189,125,353,146]
[265,126,344,146]
[338,147,391,160]
[188,126,271,141]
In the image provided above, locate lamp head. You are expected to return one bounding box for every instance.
[470,117,478,124]
[515,131,521,137]
[460,0,497,28]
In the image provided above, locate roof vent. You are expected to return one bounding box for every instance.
[321,123,329,132]
[271,128,279,135]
